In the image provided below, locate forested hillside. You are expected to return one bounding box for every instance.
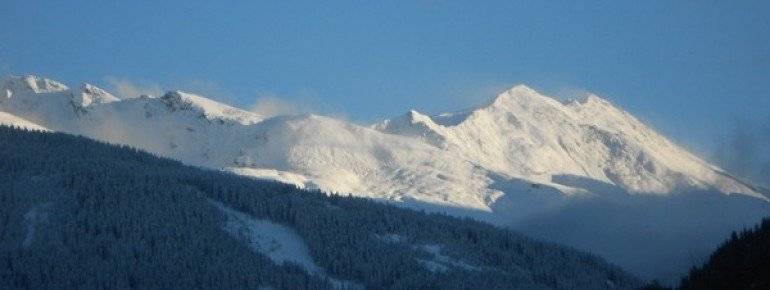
[639,217,770,290]
[678,218,770,290]
[0,126,641,289]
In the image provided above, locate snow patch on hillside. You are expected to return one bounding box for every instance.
[208,199,363,289]
[225,167,313,189]
[208,199,321,273]
[22,204,51,249]
[374,233,407,244]
[416,245,483,273]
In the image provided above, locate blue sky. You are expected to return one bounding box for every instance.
[1,1,769,179]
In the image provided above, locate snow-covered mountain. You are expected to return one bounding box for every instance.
[376,85,762,199]
[2,75,768,281]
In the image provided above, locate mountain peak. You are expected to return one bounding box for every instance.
[487,85,563,111]
[375,109,433,130]
[159,90,263,125]
[507,84,537,94]
[583,94,610,104]
[564,94,614,108]
[73,83,120,107]
[405,109,434,123]
[494,85,539,101]
[2,75,69,94]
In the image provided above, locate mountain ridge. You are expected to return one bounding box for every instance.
[0,75,765,203]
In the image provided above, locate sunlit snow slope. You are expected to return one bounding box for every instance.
[1,76,763,211]
[0,111,49,131]
[376,85,762,199]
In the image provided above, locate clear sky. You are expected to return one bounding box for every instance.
[1,1,769,181]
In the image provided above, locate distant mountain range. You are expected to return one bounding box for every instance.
[2,75,768,281]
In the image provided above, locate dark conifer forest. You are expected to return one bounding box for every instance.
[0,126,641,289]
[638,217,770,290]
[677,218,770,290]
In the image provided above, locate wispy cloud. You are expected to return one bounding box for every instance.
[713,117,770,187]
[248,90,340,119]
[249,93,303,117]
[104,76,240,106]
[103,76,164,99]
[102,76,343,120]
